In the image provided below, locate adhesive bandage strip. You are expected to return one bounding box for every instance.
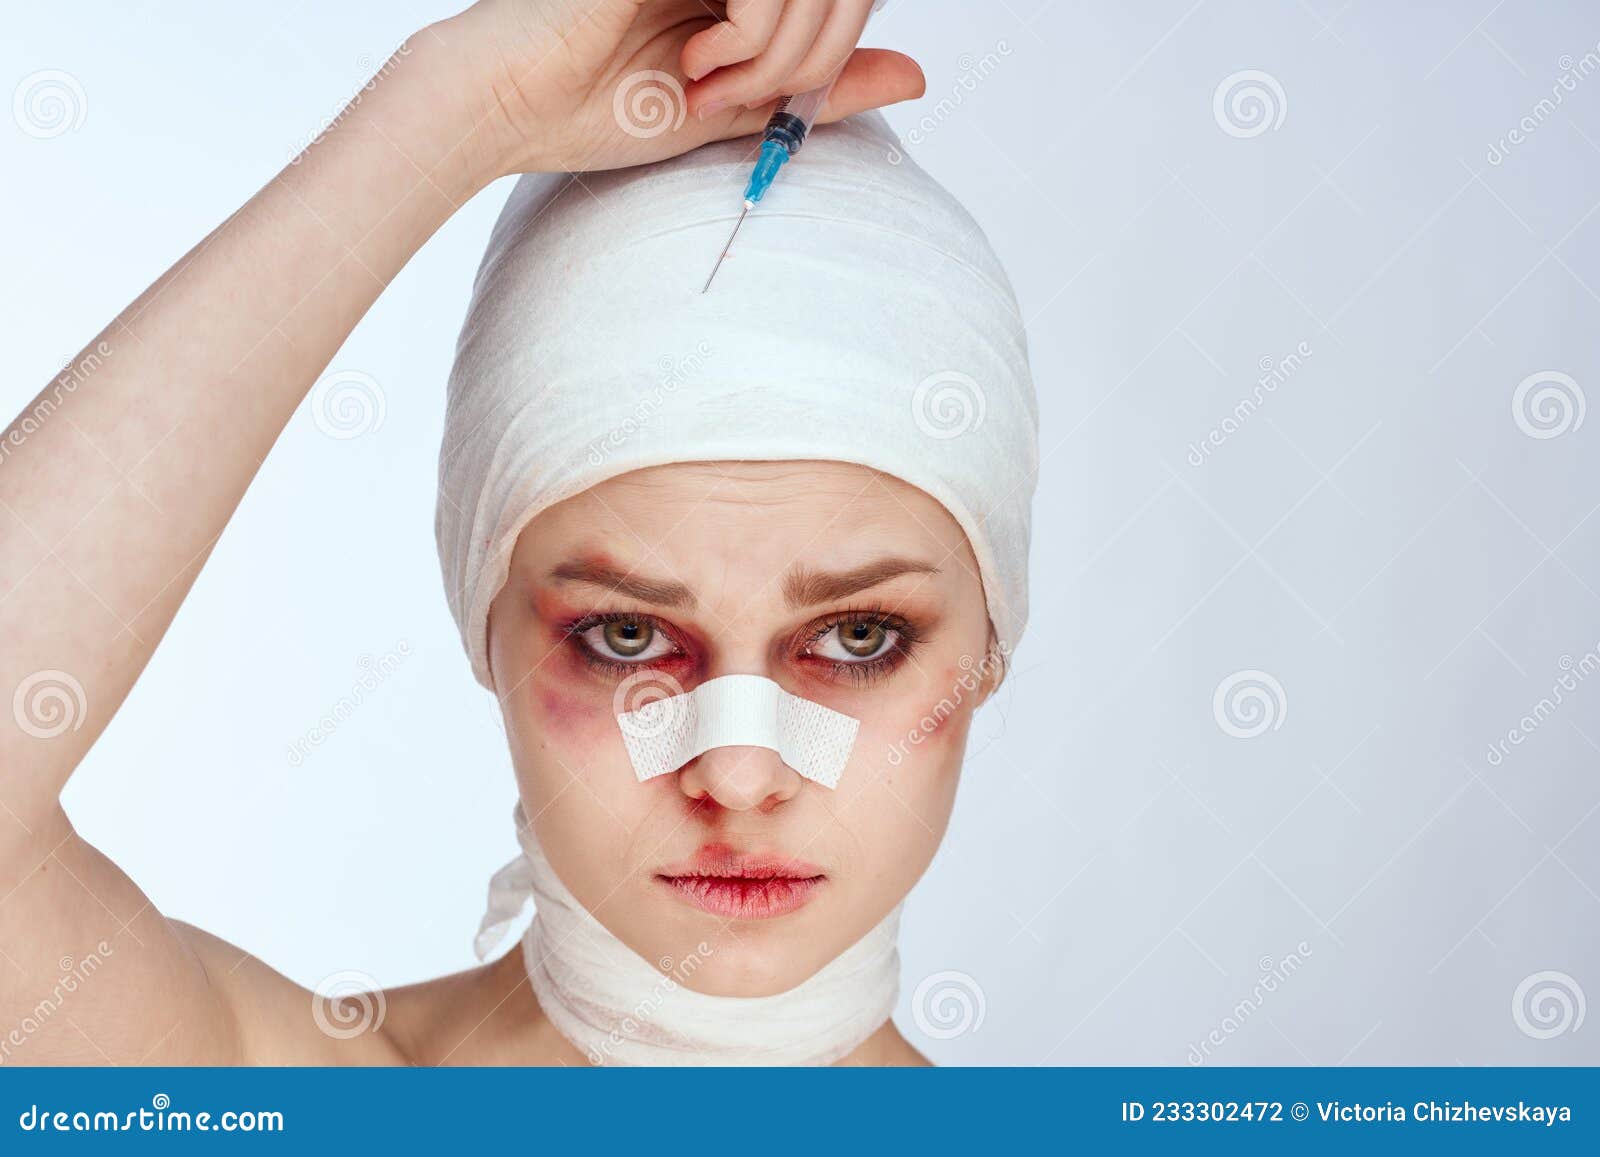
[616,674,860,789]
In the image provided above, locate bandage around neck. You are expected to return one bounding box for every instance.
[474,802,903,1066]
[617,673,859,788]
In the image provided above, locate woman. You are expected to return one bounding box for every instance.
[2,0,1036,1066]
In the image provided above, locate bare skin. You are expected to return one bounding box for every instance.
[0,0,931,1065]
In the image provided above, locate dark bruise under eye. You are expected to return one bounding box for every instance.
[799,609,923,685]
[562,611,682,673]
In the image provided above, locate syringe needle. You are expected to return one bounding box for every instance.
[702,203,751,293]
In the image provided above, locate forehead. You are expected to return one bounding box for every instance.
[509,460,977,595]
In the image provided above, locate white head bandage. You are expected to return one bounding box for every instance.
[445,110,1037,1065]
[475,802,903,1066]
[617,674,859,788]
[435,110,1039,693]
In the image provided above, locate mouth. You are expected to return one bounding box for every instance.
[655,844,827,920]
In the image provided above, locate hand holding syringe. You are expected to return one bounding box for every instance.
[702,80,837,292]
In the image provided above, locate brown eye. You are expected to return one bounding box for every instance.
[602,618,654,657]
[835,620,890,659]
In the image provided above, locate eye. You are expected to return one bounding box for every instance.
[810,618,900,662]
[579,616,675,663]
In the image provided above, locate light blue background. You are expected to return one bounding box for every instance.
[3,1,1597,1064]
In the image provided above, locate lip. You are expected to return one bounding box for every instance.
[655,844,826,920]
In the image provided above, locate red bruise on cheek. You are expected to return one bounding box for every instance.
[534,682,607,736]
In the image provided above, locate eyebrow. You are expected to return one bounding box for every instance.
[546,556,941,612]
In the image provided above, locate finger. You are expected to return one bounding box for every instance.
[690,0,831,113]
[681,0,786,82]
[705,49,923,139]
[784,0,875,94]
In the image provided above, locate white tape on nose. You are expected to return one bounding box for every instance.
[615,674,860,789]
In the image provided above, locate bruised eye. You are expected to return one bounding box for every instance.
[811,619,899,662]
[582,617,674,663]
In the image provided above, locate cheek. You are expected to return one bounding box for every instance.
[852,664,977,763]
[534,677,609,740]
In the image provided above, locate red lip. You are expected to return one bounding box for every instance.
[656,844,826,920]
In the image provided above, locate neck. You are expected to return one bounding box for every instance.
[475,802,907,1066]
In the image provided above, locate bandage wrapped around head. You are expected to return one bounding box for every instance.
[436,111,1039,689]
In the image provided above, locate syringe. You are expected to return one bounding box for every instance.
[701,80,835,293]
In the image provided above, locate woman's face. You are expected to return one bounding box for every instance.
[487,460,999,997]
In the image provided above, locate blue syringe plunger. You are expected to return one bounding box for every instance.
[743,139,791,207]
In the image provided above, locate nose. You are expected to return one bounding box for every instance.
[676,744,801,812]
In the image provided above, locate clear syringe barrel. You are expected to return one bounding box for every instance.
[764,78,837,154]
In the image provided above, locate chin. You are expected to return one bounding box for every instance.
[624,905,840,998]
[670,941,831,998]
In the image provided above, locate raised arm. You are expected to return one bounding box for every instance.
[0,0,921,1064]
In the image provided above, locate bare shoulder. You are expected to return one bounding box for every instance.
[174,924,559,1066]
[170,921,403,1065]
